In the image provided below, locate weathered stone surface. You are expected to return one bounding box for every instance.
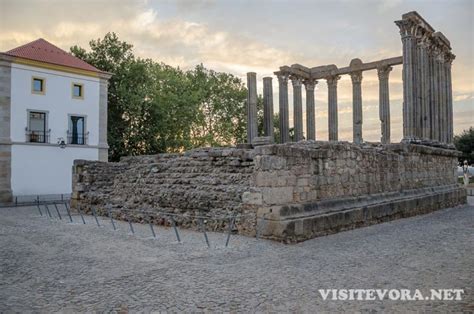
[72,142,466,243]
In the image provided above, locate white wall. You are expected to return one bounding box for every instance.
[10,64,100,145]
[11,145,98,195]
[9,63,102,196]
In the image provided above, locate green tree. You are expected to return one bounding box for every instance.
[71,33,251,160]
[454,127,474,164]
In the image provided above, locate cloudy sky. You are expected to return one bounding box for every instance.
[1,0,472,142]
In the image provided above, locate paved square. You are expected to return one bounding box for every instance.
[0,202,473,312]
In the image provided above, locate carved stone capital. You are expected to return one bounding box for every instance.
[277,73,289,85]
[290,75,302,87]
[377,66,393,80]
[395,19,417,39]
[350,71,363,84]
[303,79,318,91]
[326,75,341,87]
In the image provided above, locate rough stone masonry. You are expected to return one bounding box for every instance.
[72,142,466,243]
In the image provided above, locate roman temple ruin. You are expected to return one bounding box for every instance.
[72,12,466,243]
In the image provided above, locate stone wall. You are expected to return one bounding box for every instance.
[72,142,466,243]
[72,148,258,235]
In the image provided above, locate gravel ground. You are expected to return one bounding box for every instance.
[0,200,473,312]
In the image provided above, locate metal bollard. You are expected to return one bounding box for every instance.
[64,202,73,223]
[107,208,116,231]
[44,204,53,218]
[199,218,210,248]
[170,216,181,243]
[148,215,156,238]
[53,203,62,220]
[127,215,135,234]
[91,207,100,227]
[36,200,43,216]
[77,206,86,224]
[225,214,237,248]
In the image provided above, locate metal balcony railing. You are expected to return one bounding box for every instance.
[67,130,89,145]
[25,129,50,143]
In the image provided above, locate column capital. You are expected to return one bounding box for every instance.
[377,66,393,80]
[350,71,363,84]
[277,73,289,84]
[395,19,418,39]
[290,75,302,87]
[326,75,341,87]
[303,79,318,91]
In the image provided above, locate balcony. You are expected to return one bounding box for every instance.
[67,130,89,145]
[25,129,50,143]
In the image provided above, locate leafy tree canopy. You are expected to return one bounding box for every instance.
[71,33,258,161]
[454,127,474,165]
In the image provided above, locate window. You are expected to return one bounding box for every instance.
[68,115,87,145]
[72,83,84,99]
[27,111,49,143]
[32,77,45,94]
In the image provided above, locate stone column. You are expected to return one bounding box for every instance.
[291,76,303,142]
[303,79,317,140]
[277,73,290,143]
[377,66,392,144]
[435,51,444,143]
[326,75,340,141]
[246,72,258,144]
[438,51,447,144]
[0,56,12,202]
[98,76,110,161]
[350,71,363,144]
[417,36,431,140]
[396,19,418,142]
[429,46,440,142]
[445,53,455,145]
[263,77,274,139]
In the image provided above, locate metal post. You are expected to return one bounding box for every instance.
[225,214,237,248]
[15,196,17,207]
[44,204,52,218]
[77,206,86,224]
[170,216,181,243]
[53,203,62,220]
[127,215,135,234]
[36,200,43,216]
[199,218,210,248]
[91,207,100,227]
[107,208,116,231]
[148,215,156,238]
[64,202,73,223]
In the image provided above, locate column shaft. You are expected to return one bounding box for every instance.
[396,20,418,142]
[263,77,274,139]
[446,55,455,144]
[351,71,363,144]
[278,74,290,143]
[377,66,392,144]
[417,39,430,140]
[246,72,258,144]
[327,75,340,141]
[291,77,303,142]
[304,79,317,140]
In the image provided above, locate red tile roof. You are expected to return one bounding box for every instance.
[4,38,102,73]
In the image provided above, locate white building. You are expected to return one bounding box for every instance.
[0,39,111,201]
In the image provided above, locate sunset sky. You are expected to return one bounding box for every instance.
[1,0,472,142]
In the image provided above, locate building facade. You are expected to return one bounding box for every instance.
[0,39,110,201]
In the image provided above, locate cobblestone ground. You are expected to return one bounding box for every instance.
[0,200,473,312]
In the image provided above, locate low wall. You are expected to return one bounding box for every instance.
[71,142,466,243]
